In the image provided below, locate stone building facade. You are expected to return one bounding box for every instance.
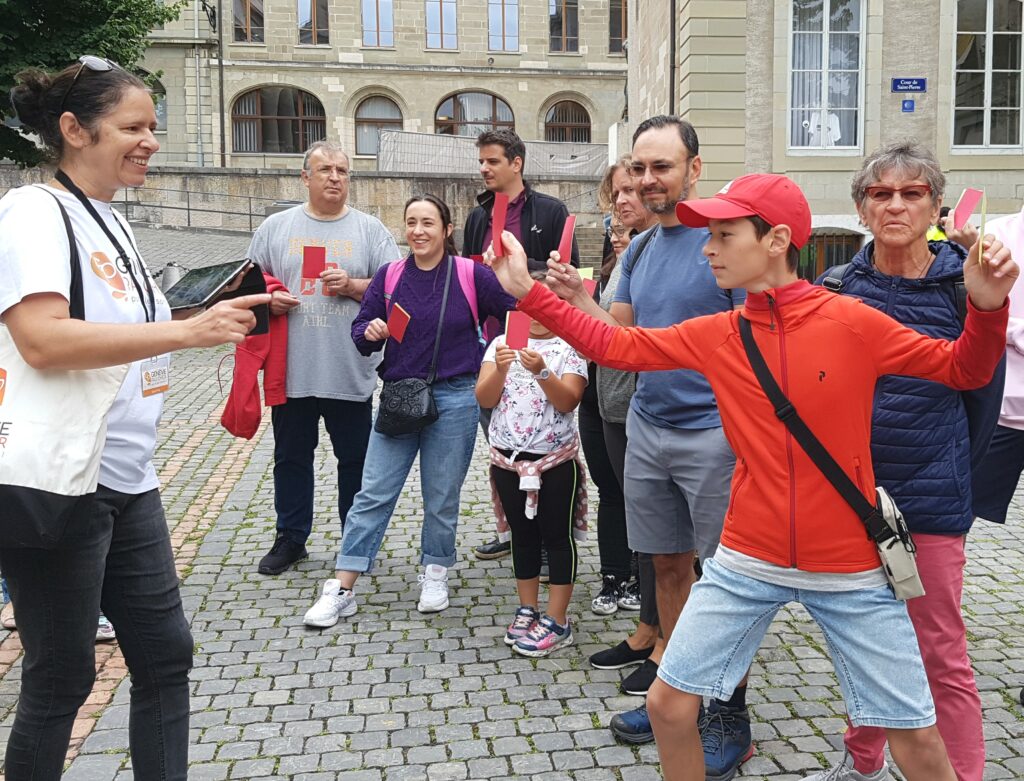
[144,0,627,171]
[627,0,1024,277]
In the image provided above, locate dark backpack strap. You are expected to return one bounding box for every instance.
[35,187,85,320]
[736,315,893,544]
[820,262,853,292]
[625,226,658,275]
[953,278,968,328]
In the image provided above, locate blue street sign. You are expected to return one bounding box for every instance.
[892,78,927,93]
[902,99,915,113]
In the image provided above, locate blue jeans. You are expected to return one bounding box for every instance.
[658,559,935,729]
[336,375,479,572]
[271,396,373,545]
[0,487,193,780]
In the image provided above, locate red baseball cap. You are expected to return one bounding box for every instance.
[675,174,812,249]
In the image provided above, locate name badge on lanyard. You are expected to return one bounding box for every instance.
[141,356,171,397]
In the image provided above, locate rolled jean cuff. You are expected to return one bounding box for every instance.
[422,552,457,568]
[335,553,372,573]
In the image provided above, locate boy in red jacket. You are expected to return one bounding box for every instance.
[483,174,1016,781]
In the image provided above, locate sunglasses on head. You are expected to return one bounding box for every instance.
[863,184,932,203]
[58,55,122,116]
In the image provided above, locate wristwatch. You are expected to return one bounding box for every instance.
[534,368,551,381]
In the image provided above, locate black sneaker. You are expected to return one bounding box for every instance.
[258,535,308,575]
[591,575,624,615]
[590,640,654,670]
[622,658,659,695]
[473,538,511,560]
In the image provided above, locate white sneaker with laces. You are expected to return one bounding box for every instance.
[802,752,890,781]
[417,564,449,613]
[95,613,116,643]
[303,579,357,627]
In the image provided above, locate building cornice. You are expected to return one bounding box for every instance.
[212,58,627,79]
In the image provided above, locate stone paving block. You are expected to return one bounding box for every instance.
[62,754,126,781]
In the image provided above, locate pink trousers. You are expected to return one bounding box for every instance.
[845,533,984,781]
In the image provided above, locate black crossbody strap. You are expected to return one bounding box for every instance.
[737,315,893,544]
[35,186,85,320]
[426,256,453,385]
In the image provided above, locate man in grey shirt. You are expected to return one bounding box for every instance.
[246,140,400,575]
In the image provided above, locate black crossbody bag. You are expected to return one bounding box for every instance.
[737,316,925,600]
[374,257,453,436]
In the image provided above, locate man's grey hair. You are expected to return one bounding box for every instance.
[851,140,945,205]
[302,140,349,172]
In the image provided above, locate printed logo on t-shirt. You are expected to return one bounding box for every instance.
[90,251,129,301]
[0,367,6,406]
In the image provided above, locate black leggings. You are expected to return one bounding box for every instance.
[492,453,580,586]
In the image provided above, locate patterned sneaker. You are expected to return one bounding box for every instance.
[504,606,539,646]
[591,575,623,615]
[417,564,450,613]
[701,700,754,781]
[617,579,642,611]
[303,580,357,628]
[513,615,573,657]
[95,614,116,643]
[801,752,891,781]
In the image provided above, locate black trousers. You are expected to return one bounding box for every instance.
[492,453,580,586]
[0,487,193,780]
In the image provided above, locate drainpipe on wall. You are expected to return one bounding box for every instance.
[669,0,677,114]
[193,0,205,167]
[217,0,226,167]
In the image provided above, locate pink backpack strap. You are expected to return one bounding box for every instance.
[452,256,483,344]
[383,259,406,314]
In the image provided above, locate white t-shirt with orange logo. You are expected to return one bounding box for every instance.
[0,185,171,494]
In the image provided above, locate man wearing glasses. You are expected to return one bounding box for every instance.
[545,115,748,771]
[246,140,400,576]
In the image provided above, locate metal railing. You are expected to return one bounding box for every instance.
[118,185,287,233]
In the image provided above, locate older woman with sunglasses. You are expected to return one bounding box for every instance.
[1,58,267,780]
[805,142,1004,781]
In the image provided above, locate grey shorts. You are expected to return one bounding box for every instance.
[623,411,735,558]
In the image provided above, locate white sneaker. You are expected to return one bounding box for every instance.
[803,752,890,781]
[95,614,116,643]
[303,579,357,627]
[417,564,449,613]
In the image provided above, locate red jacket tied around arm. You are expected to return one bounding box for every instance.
[518,279,1009,574]
[221,274,288,439]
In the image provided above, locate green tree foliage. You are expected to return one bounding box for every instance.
[0,0,183,166]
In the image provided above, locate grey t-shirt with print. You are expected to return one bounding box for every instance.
[246,204,400,401]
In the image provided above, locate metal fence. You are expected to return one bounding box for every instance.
[118,185,288,232]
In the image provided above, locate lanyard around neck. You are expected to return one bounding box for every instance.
[55,169,156,322]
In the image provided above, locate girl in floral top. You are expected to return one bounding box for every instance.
[476,272,588,657]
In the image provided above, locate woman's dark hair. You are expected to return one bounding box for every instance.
[748,214,801,272]
[404,193,457,256]
[9,61,147,161]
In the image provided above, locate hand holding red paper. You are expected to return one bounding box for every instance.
[493,343,517,373]
[483,230,534,300]
[518,348,546,375]
[578,266,597,296]
[364,317,390,343]
[557,215,576,264]
[504,310,531,350]
[387,303,411,343]
[953,188,984,231]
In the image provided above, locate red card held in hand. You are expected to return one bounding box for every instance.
[388,303,411,343]
[491,193,509,256]
[953,188,983,231]
[582,278,598,296]
[504,310,531,350]
[302,245,326,279]
[557,215,576,263]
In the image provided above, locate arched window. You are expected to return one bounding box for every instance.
[232,87,326,154]
[435,92,514,136]
[151,79,167,132]
[544,100,590,143]
[355,96,403,156]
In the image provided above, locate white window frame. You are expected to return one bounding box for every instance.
[786,0,866,156]
[951,0,1024,153]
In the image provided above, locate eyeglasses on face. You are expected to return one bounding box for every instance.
[606,226,631,237]
[58,55,122,116]
[863,184,932,203]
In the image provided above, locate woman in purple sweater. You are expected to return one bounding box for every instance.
[303,194,515,626]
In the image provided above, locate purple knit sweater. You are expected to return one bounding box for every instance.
[352,255,516,382]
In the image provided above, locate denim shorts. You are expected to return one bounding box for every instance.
[658,559,936,729]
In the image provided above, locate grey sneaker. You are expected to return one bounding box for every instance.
[303,579,357,627]
[617,579,642,610]
[802,752,891,781]
[591,575,623,615]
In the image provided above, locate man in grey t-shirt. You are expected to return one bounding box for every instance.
[246,141,400,575]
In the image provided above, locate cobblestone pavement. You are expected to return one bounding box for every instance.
[2,226,1024,780]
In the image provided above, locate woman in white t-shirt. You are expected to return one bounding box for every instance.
[0,59,268,780]
[476,272,588,658]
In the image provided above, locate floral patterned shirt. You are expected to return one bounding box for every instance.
[484,335,589,454]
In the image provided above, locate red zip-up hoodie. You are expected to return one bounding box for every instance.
[221,274,288,440]
[519,279,1008,573]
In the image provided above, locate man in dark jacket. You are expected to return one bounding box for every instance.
[466,128,579,560]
